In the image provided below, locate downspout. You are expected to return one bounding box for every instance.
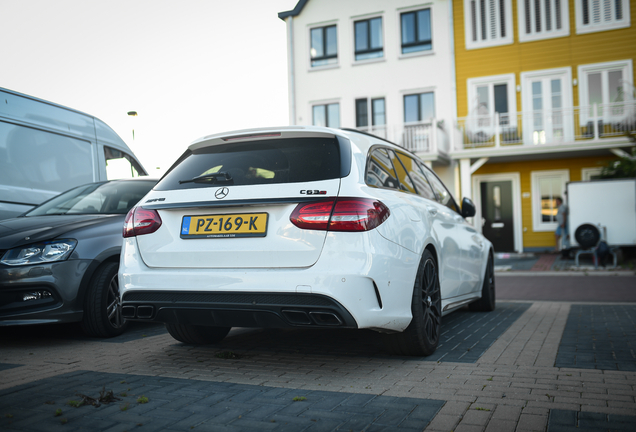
[448,0,460,199]
[286,16,297,125]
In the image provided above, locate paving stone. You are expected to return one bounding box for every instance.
[555,305,636,371]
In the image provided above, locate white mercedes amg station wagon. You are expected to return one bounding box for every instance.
[120,127,495,356]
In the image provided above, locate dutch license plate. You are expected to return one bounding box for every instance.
[180,213,268,239]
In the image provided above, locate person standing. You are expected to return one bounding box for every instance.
[554,195,569,253]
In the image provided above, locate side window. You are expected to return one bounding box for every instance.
[366,148,399,189]
[104,146,145,180]
[419,162,460,213]
[395,152,437,201]
[386,150,417,194]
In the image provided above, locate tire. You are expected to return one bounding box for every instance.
[385,249,442,356]
[80,261,129,338]
[575,224,600,249]
[469,253,496,312]
[165,323,231,344]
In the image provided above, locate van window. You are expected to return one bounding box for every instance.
[105,146,145,180]
[0,121,93,192]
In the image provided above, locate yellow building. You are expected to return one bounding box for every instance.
[451,0,636,252]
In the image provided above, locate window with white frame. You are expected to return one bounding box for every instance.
[577,60,634,124]
[531,170,569,232]
[400,9,432,54]
[404,92,435,123]
[356,98,386,129]
[517,0,569,42]
[467,74,517,134]
[312,103,340,128]
[310,25,338,67]
[464,0,514,49]
[355,17,383,61]
[575,0,630,34]
[520,67,574,144]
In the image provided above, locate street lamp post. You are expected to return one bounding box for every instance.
[127,111,138,141]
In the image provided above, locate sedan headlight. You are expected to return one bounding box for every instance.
[1,239,77,266]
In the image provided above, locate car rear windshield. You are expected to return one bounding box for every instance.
[155,137,344,191]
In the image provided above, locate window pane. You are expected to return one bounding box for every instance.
[609,70,623,102]
[310,28,323,58]
[401,13,415,44]
[421,164,458,212]
[355,21,368,52]
[587,72,602,106]
[420,92,435,120]
[370,18,383,49]
[327,103,340,128]
[366,148,399,189]
[494,84,508,114]
[325,26,337,56]
[417,10,431,42]
[356,99,368,127]
[539,176,561,222]
[389,150,417,193]
[372,98,386,126]
[404,95,419,123]
[477,86,489,111]
[313,105,326,126]
[396,152,437,200]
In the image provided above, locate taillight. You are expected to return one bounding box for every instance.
[290,198,389,232]
[123,207,162,238]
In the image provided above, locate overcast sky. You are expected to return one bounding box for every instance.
[1,0,298,175]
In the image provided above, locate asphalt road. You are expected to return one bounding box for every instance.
[497,274,636,302]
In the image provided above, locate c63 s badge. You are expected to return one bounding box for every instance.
[300,190,327,195]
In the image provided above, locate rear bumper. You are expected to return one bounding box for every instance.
[121,291,357,328]
[120,230,420,332]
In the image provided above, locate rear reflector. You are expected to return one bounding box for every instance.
[123,207,163,238]
[290,198,389,232]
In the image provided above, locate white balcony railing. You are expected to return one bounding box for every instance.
[454,101,636,151]
[355,119,449,155]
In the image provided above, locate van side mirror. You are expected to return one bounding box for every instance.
[461,197,476,218]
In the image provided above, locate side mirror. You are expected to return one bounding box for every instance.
[461,197,476,218]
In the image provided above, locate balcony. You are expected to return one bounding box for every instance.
[453,101,636,152]
[356,120,450,157]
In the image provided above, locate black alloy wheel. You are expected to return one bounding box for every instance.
[385,249,442,356]
[81,262,129,337]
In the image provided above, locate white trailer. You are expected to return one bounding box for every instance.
[567,178,636,247]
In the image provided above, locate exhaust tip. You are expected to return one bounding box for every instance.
[309,311,343,326]
[122,306,136,319]
[136,305,155,319]
[282,310,312,325]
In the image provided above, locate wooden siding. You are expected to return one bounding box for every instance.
[473,155,616,249]
[453,0,636,116]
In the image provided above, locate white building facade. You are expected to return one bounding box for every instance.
[279,0,459,188]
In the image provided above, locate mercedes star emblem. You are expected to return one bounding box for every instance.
[215,187,229,199]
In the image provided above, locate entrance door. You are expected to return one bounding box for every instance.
[480,180,514,252]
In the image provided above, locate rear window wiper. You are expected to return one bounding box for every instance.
[179,172,233,185]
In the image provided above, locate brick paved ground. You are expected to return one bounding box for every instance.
[1,276,635,431]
